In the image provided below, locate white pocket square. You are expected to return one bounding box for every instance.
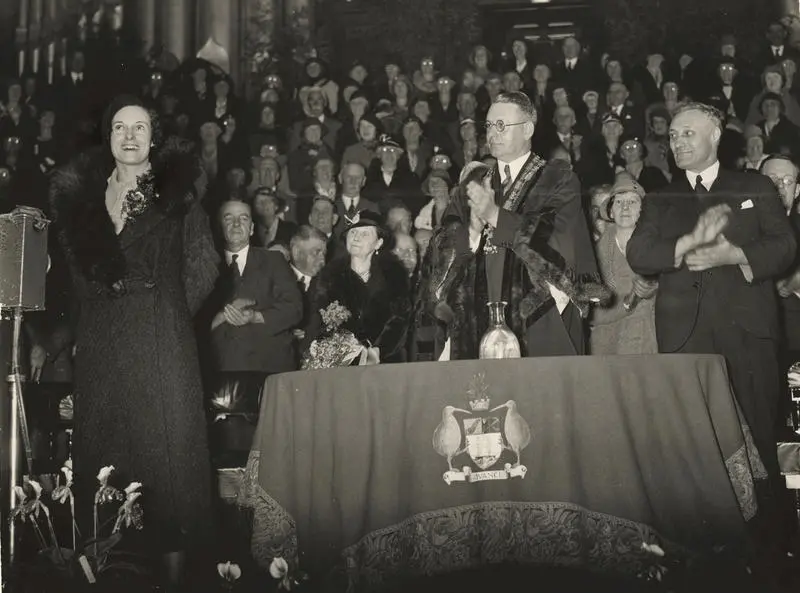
[740,199,754,210]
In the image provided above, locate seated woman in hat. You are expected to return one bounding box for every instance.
[305,210,412,363]
[590,173,657,355]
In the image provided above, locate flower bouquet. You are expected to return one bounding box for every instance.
[301,301,379,369]
[8,462,147,592]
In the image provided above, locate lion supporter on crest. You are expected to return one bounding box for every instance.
[627,102,796,487]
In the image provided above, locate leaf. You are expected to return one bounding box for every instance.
[84,531,124,560]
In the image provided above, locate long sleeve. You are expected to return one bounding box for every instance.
[627,195,679,276]
[253,253,304,336]
[738,176,797,283]
[182,201,220,316]
[373,281,412,361]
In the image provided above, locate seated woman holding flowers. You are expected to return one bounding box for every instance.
[304,210,412,365]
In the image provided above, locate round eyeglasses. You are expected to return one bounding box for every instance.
[482,120,527,133]
[768,175,797,187]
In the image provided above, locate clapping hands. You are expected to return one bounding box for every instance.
[689,204,731,249]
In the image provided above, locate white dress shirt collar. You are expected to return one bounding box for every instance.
[342,195,360,209]
[498,151,532,184]
[291,264,312,291]
[685,161,720,190]
[772,45,784,57]
[225,244,250,274]
[566,58,577,68]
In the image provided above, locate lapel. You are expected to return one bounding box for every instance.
[118,206,168,250]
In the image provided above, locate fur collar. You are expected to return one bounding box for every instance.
[322,250,409,299]
[50,137,200,287]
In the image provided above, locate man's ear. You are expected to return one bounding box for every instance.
[332,213,339,227]
[524,120,535,141]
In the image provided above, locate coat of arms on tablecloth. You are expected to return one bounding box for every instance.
[432,372,532,485]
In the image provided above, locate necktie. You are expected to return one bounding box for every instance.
[501,164,513,195]
[226,254,241,300]
[695,175,708,195]
[297,276,308,293]
[346,199,357,219]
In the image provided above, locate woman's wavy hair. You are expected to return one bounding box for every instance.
[100,94,163,151]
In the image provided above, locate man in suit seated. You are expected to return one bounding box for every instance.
[288,225,329,360]
[333,162,380,237]
[628,102,796,500]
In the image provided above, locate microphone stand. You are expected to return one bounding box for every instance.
[2,304,34,565]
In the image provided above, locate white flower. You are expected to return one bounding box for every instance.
[14,486,27,504]
[269,556,289,579]
[28,480,43,500]
[641,542,665,557]
[97,465,115,486]
[124,482,142,496]
[216,561,242,582]
[61,460,73,486]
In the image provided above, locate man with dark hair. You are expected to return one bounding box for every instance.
[628,102,796,487]
[422,91,604,359]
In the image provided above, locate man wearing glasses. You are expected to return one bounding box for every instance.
[429,91,601,358]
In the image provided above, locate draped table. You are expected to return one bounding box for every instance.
[240,355,766,590]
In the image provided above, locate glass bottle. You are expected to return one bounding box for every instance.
[479,301,521,359]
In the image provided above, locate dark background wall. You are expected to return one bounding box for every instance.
[318,0,780,75]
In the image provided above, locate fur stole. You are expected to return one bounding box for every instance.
[49,136,200,287]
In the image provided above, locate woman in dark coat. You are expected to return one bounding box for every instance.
[306,211,412,363]
[48,94,219,587]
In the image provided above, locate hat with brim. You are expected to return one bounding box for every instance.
[582,89,600,102]
[422,169,453,196]
[377,133,403,152]
[302,117,327,135]
[345,209,389,240]
[601,112,623,126]
[620,135,648,159]
[349,89,370,105]
[359,112,383,135]
[610,172,646,199]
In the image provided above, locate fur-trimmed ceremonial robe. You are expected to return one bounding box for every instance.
[416,155,609,359]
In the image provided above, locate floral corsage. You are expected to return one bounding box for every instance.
[121,170,158,221]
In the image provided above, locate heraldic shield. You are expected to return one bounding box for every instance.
[432,373,532,485]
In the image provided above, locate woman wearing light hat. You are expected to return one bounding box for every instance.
[306,209,412,363]
[590,173,658,355]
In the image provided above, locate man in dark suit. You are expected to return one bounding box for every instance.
[435,91,602,358]
[604,82,645,139]
[211,199,303,378]
[333,162,380,237]
[288,225,328,363]
[761,156,800,431]
[308,195,346,262]
[628,102,796,485]
[553,36,597,100]
[708,58,755,123]
[756,21,800,72]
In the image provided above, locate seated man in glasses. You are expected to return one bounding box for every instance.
[419,91,606,360]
